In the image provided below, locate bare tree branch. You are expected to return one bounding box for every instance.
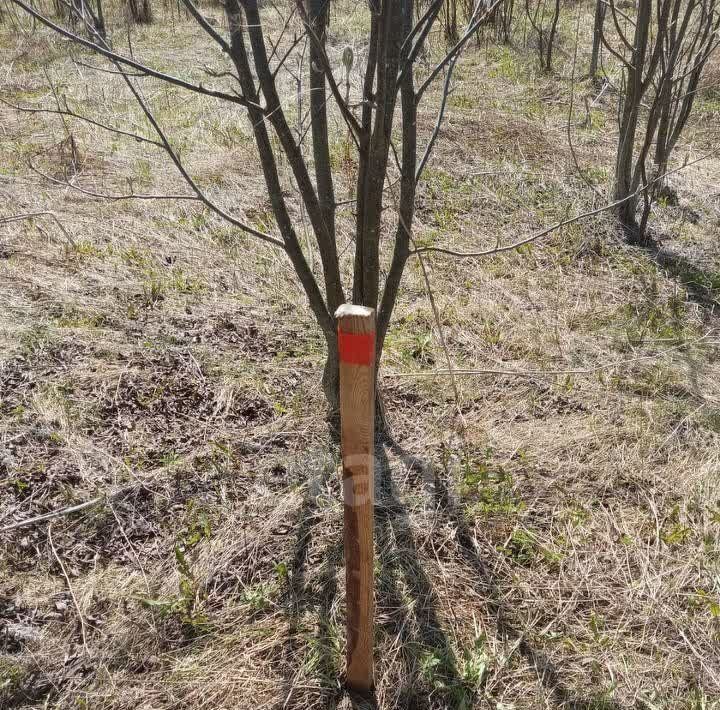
[180,0,232,55]
[0,211,74,245]
[293,0,363,140]
[416,0,504,100]
[411,148,720,258]
[0,95,163,148]
[9,0,262,110]
[27,157,199,202]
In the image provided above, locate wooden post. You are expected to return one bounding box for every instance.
[335,304,376,693]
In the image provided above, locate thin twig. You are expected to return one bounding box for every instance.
[27,157,198,202]
[47,523,89,653]
[678,628,720,686]
[386,165,467,428]
[412,147,720,257]
[108,502,152,596]
[0,211,75,246]
[0,487,133,533]
[0,95,164,148]
[382,333,712,379]
[416,0,504,100]
[567,5,603,198]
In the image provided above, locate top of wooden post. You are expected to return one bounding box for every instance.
[335,304,374,322]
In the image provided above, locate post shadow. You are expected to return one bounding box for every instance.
[372,441,468,709]
[277,461,344,710]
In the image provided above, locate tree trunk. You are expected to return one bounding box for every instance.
[614,189,640,238]
[589,0,606,80]
[95,0,105,38]
[322,332,340,424]
[128,0,152,24]
[445,0,458,42]
[544,0,561,72]
[612,0,651,241]
[308,0,337,301]
[652,79,673,201]
[614,99,640,235]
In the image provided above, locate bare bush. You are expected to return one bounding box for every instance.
[493,0,515,43]
[603,0,720,242]
[127,0,152,24]
[524,0,561,71]
[8,0,500,418]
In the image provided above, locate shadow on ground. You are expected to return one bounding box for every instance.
[654,246,720,312]
[385,436,625,710]
[277,432,627,709]
[278,463,343,709]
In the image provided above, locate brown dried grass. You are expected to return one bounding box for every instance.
[2,2,720,709]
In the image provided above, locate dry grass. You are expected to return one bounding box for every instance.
[2,1,720,708]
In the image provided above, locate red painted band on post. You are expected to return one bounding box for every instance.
[338,329,376,366]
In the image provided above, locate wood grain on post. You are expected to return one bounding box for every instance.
[335,304,376,693]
